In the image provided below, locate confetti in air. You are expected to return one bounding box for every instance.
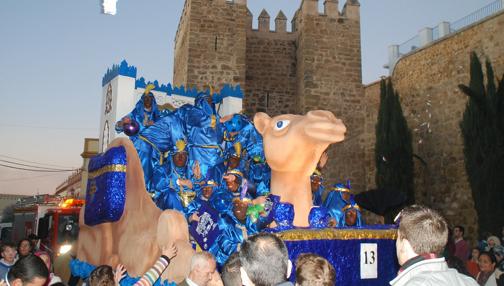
[102,0,118,15]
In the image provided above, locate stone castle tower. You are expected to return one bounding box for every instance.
[174,0,365,190]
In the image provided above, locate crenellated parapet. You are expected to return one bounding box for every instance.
[248,9,294,34]
[258,9,270,32]
[275,11,288,33]
[102,60,137,87]
[298,0,360,20]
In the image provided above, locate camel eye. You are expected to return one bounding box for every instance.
[274,120,290,131]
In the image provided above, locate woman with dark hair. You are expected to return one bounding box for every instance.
[467,247,482,278]
[17,239,32,259]
[6,255,49,286]
[476,251,498,286]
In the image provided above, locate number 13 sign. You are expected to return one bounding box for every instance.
[360,243,378,279]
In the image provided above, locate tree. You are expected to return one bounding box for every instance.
[459,52,504,237]
[375,79,414,222]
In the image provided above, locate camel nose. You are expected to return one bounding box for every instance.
[306,110,337,122]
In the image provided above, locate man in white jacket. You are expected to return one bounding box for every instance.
[390,205,478,286]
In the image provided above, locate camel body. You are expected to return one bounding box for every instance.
[76,138,193,282]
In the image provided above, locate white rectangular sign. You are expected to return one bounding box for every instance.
[360,243,378,279]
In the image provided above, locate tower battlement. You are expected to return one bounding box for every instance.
[246,9,292,34]
[297,0,360,20]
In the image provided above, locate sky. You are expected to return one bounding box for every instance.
[0,0,496,195]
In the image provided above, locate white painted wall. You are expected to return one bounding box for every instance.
[99,74,243,153]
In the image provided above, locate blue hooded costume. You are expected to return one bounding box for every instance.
[223,114,270,189]
[311,170,325,206]
[115,87,161,138]
[323,183,355,223]
[211,199,260,266]
[337,202,364,227]
[175,93,225,183]
[154,139,195,214]
[131,112,185,193]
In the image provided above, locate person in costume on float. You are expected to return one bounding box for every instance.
[337,202,363,227]
[224,142,245,173]
[222,113,271,195]
[155,139,195,214]
[311,151,328,206]
[115,84,161,138]
[323,182,355,224]
[187,180,219,223]
[175,91,225,183]
[310,170,325,206]
[211,197,262,266]
[213,169,247,215]
[130,111,186,194]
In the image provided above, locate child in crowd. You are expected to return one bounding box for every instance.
[295,253,335,286]
[0,243,17,279]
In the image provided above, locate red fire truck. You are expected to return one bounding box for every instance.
[12,195,84,256]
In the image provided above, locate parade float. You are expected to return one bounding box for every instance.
[70,61,399,286]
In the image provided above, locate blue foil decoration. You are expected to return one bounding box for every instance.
[271,202,295,231]
[85,146,127,226]
[308,206,331,229]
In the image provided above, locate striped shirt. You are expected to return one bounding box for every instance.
[134,256,170,286]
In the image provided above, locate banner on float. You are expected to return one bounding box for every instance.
[189,202,220,250]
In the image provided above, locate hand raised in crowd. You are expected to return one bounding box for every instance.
[114,264,127,286]
[161,243,178,260]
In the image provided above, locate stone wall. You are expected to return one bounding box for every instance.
[173,0,190,86]
[244,31,298,116]
[173,0,247,90]
[295,0,366,191]
[364,11,504,240]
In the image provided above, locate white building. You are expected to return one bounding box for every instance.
[98,60,243,152]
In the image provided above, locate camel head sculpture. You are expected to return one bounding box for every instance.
[254,110,346,227]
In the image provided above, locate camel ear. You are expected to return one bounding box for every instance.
[253,112,271,135]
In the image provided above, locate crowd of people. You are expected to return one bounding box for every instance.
[0,209,499,286]
[70,205,499,286]
[0,235,63,286]
[443,225,504,286]
[84,233,336,286]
